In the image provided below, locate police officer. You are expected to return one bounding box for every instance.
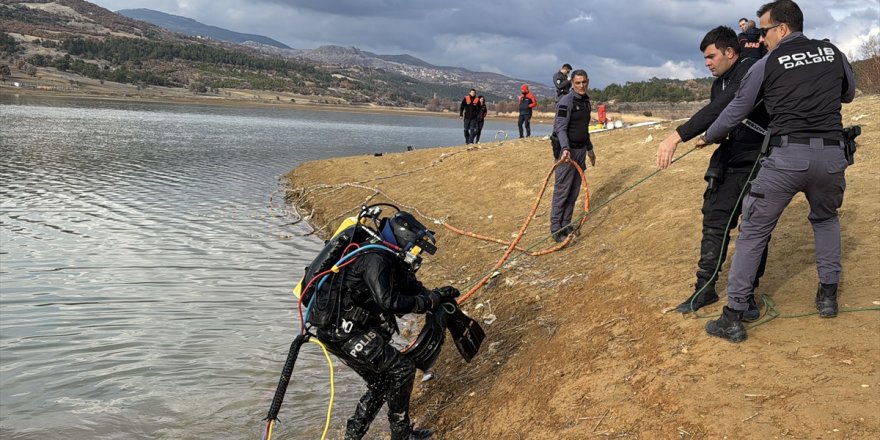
[551,69,596,242]
[698,0,855,343]
[656,26,770,319]
[553,63,573,100]
[314,212,459,439]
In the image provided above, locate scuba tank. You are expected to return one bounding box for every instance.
[296,217,377,328]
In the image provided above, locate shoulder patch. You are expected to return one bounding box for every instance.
[556,106,568,118]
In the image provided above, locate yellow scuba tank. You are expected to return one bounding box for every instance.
[293,216,365,299]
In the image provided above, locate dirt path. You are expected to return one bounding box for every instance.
[286,95,880,439]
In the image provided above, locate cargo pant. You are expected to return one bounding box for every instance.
[550,147,588,233]
[726,137,847,311]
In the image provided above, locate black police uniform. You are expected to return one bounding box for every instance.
[553,70,571,100]
[673,56,771,313]
[705,31,855,333]
[315,250,437,440]
[550,89,592,236]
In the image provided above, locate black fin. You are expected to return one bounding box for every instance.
[446,306,485,362]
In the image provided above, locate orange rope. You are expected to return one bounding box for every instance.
[455,157,589,303]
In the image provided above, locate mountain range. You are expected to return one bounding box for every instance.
[1,1,726,106]
[116,8,291,50]
[117,8,555,99]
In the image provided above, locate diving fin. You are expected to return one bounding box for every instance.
[446,305,485,362]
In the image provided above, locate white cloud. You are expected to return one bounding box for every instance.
[568,12,593,23]
[597,58,703,85]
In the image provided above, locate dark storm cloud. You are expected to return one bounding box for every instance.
[91,0,879,88]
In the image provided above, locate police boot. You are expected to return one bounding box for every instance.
[390,424,433,440]
[673,280,719,314]
[742,295,761,322]
[815,283,839,318]
[705,306,747,343]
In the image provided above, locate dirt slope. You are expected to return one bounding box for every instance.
[285,96,880,439]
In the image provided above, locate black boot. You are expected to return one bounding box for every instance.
[344,419,369,440]
[815,283,839,318]
[674,281,719,313]
[705,306,747,343]
[390,424,433,440]
[742,295,761,322]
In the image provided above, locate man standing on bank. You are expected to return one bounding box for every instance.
[698,0,855,343]
[459,89,480,144]
[554,63,573,101]
[551,69,596,243]
[656,26,770,319]
[518,84,537,138]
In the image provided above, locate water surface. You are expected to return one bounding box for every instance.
[0,95,532,439]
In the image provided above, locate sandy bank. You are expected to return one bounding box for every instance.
[285,96,880,438]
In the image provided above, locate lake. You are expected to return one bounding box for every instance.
[0,94,546,439]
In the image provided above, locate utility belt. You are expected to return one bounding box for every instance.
[766,133,860,165]
[768,135,842,147]
[568,141,591,150]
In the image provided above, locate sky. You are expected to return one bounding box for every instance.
[90,0,879,88]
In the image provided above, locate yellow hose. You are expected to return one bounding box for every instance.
[310,338,335,440]
[262,339,335,440]
[266,419,275,440]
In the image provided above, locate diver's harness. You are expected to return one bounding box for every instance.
[300,204,435,336]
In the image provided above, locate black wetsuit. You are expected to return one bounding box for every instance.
[315,251,435,440]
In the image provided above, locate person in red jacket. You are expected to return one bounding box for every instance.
[518,84,538,138]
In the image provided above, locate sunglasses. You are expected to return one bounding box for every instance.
[761,23,782,37]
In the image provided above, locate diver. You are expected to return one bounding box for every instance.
[310,211,459,440]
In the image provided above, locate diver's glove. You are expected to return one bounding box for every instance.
[433,286,460,303]
[415,292,441,313]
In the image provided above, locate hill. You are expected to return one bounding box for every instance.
[0,1,553,107]
[0,0,178,41]
[284,96,880,439]
[293,44,556,100]
[116,8,291,49]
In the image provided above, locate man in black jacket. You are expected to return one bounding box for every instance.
[459,89,479,144]
[656,26,769,318]
[553,63,572,101]
[315,212,458,440]
[738,18,767,60]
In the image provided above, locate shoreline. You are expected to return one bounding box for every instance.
[2,86,661,125]
[0,85,466,118]
[1,66,664,124]
[283,95,880,439]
